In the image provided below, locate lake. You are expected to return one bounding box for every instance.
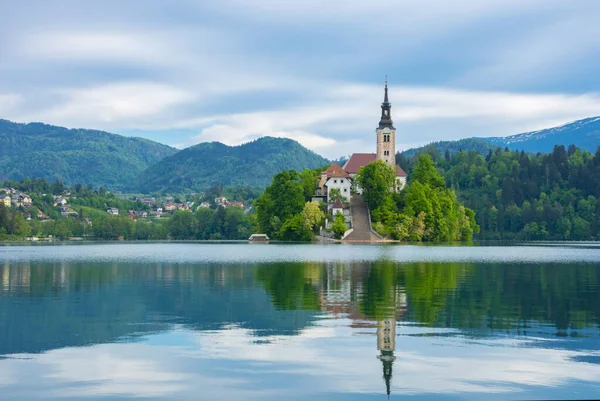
[0,242,599,400]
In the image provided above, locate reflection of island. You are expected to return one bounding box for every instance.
[319,263,405,397]
[2,259,599,363]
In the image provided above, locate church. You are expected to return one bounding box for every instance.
[318,81,408,202]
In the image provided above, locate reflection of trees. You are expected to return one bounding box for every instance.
[254,263,322,311]
[449,263,600,331]
[2,259,599,358]
[359,261,403,320]
[254,260,600,332]
[401,262,466,326]
[0,263,320,355]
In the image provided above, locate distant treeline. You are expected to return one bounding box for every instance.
[398,144,600,240]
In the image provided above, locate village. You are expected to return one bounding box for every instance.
[1,186,250,221]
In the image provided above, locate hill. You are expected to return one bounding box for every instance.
[401,117,600,159]
[0,119,176,190]
[136,136,330,193]
[401,138,498,158]
[479,116,600,153]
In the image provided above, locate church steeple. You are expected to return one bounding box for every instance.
[376,79,396,167]
[379,79,394,129]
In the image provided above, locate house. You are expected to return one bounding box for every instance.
[331,198,344,216]
[215,196,228,205]
[319,163,352,202]
[164,202,177,212]
[1,194,11,208]
[128,210,137,220]
[61,207,78,217]
[176,203,189,211]
[150,207,163,217]
[199,202,211,208]
[232,201,244,208]
[53,196,67,206]
[37,210,49,219]
[14,193,33,207]
[134,210,148,218]
[107,208,119,216]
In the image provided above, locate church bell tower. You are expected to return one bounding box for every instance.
[376,80,396,167]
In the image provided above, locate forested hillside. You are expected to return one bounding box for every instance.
[399,145,600,240]
[137,136,330,193]
[0,119,176,190]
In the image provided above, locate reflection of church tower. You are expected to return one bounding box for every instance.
[377,317,396,398]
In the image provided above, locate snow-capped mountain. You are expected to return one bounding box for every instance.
[479,116,600,153]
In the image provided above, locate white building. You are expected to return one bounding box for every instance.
[319,163,352,202]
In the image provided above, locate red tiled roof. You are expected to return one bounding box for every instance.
[342,153,376,174]
[324,162,350,178]
[332,198,343,209]
[395,165,408,177]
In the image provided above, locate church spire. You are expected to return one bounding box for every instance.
[379,79,394,129]
[384,76,389,104]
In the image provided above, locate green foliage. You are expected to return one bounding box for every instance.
[301,201,325,232]
[332,212,348,239]
[280,214,312,241]
[400,144,600,240]
[356,160,396,211]
[359,155,478,242]
[411,154,445,189]
[0,119,175,191]
[137,137,329,193]
[0,178,254,241]
[255,169,309,240]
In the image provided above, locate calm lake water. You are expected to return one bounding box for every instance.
[0,242,599,400]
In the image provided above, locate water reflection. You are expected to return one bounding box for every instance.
[0,249,599,399]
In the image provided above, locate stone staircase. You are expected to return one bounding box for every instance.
[342,195,380,242]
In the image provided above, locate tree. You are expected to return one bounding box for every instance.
[10,214,31,237]
[168,210,194,239]
[280,213,312,241]
[332,212,348,239]
[254,170,305,237]
[356,160,396,211]
[411,154,445,189]
[299,168,320,201]
[301,201,325,232]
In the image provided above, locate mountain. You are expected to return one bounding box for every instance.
[401,117,600,158]
[137,136,330,193]
[401,138,498,158]
[0,119,176,190]
[479,116,600,153]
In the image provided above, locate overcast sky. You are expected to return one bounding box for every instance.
[2,0,600,158]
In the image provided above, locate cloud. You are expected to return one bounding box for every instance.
[27,82,196,127]
[170,83,600,157]
[1,0,600,159]
[0,94,22,112]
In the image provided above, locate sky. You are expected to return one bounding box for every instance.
[1,0,600,159]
